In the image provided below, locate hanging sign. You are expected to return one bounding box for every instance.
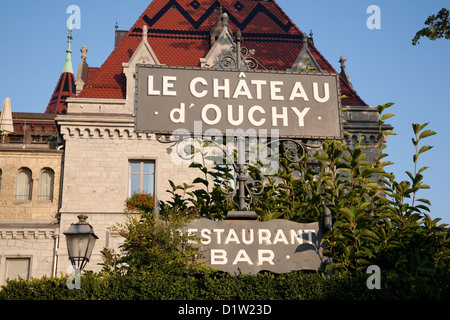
[184,218,327,274]
[135,65,343,139]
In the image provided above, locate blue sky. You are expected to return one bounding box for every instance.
[1,1,449,224]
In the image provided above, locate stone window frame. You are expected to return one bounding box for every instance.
[15,167,33,202]
[2,256,32,282]
[37,168,55,202]
[128,159,156,197]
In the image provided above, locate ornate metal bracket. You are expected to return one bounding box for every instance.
[206,30,273,71]
[157,133,321,213]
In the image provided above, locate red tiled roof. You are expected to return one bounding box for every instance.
[78,0,366,106]
[85,67,100,87]
[45,71,76,114]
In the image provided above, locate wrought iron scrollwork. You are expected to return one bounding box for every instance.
[263,139,322,163]
[207,43,273,71]
[158,133,321,211]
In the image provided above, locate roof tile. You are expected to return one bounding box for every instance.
[45,72,76,114]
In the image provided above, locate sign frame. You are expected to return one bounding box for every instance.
[134,64,344,140]
[185,218,329,274]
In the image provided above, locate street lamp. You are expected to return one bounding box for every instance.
[63,215,98,271]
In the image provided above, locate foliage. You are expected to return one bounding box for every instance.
[412,8,450,45]
[1,271,449,300]
[100,211,212,277]
[320,117,449,276]
[156,102,449,277]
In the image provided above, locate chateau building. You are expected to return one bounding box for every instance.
[0,0,391,283]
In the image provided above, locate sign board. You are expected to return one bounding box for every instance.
[135,65,343,139]
[185,218,327,274]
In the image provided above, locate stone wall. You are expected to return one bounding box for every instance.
[0,149,62,221]
[0,223,59,285]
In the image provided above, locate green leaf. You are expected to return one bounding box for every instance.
[418,145,433,155]
[381,112,395,121]
[419,129,436,140]
[339,208,354,220]
[189,162,203,168]
[359,201,372,210]
[417,198,431,205]
[418,166,430,174]
[360,229,379,240]
[412,123,422,135]
[380,161,394,167]
[343,246,351,260]
[377,102,394,115]
[406,171,414,181]
[383,130,397,136]
[413,122,429,135]
[192,177,209,187]
[365,182,381,189]
[415,204,431,212]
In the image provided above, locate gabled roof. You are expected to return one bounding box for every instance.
[77,0,366,106]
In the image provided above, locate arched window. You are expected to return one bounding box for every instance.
[15,168,32,201]
[38,168,55,202]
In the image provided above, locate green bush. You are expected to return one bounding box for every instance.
[101,211,213,277]
[1,271,449,300]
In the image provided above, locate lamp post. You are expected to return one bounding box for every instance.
[63,215,98,271]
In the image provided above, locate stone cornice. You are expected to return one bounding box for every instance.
[65,97,127,104]
[56,113,153,140]
[0,222,58,240]
[63,97,130,115]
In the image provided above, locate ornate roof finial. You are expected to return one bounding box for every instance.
[81,45,88,61]
[339,55,354,89]
[142,25,148,41]
[339,55,346,68]
[222,12,229,27]
[235,29,242,42]
[115,22,119,31]
[63,29,74,74]
[302,32,308,47]
[76,45,89,94]
[309,29,315,45]
[211,8,233,46]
